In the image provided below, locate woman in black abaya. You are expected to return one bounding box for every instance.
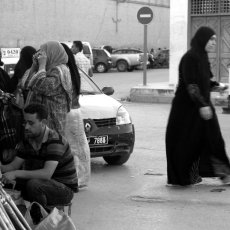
[166,26,230,186]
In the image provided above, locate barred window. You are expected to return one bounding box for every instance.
[221,0,230,12]
[191,0,230,15]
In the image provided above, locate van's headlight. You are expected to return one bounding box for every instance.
[116,106,131,125]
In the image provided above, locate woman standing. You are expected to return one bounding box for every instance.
[11,46,36,93]
[61,43,91,188]
[166,26,230,186]
[22,41,72,136]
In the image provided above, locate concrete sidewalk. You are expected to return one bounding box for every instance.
[130,77,229,106]
[69,103,230,230]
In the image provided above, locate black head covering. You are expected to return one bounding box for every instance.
[11,46,36,92]
[61,43,81,96]
[19,46,37,69]
[190,26,215,52]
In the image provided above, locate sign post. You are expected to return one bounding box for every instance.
[137,7,153,86]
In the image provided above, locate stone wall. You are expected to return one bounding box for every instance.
[0,0,169,50]
[169,0,188,86]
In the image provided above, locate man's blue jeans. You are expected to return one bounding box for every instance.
[15,178,74,208]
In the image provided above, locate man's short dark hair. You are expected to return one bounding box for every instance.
[24,104,48,120]
[73,41,83,52]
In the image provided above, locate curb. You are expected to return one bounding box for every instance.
[130,84,229,106]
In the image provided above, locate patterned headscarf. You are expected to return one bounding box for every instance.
[40,41,68,72]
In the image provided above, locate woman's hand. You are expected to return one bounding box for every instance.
[199,106,213,120]
[37,50,47,71]
[31,53,39,71]
[218,82,228,91]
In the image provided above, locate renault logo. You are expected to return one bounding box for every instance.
[85,122,92,133]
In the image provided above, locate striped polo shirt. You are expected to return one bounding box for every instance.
[16,127,78,192]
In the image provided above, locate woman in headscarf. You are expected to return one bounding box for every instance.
[21,41,72,135]
[166,26,230,186]
[61,43,91,188]
[11,46,36,92]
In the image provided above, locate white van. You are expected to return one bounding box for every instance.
[0,48,20,77]
[62,41,93,67]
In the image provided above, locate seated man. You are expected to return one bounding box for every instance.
[0,103,78,208]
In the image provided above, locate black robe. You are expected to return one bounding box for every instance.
[166,49,230,185]
[0,67,12,92]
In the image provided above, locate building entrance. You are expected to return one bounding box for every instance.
[190,0,230,82]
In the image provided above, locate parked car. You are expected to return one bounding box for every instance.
[111,48,143,72]
[78,67,135,165]
[114,48,153,62]
[92,48,112,73]
[111,48,153,71]
[100,45,113,54]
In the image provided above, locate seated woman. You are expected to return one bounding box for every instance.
[20,41,72,136]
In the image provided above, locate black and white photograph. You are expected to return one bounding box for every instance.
[1,0,230,230]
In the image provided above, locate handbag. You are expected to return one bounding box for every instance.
[35,207,77,230]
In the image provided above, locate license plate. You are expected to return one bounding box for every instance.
[88,135,108,145]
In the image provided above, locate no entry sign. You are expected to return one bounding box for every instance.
[137,7,153,25]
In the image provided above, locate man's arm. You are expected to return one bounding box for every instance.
[2,161,58,183]
[1,156,24,173]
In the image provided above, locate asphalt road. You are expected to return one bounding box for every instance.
[92,68,169,100]
[68,69,230,230]
[71,101,230,230]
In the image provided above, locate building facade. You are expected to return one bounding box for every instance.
[170,0,230,85]
[0,0,169,50]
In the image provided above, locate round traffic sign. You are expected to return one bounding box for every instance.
[137,7,153,25]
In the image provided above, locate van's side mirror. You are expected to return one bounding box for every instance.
[102,87,114,96]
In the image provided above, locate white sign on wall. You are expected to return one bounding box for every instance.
[1,48,21,58]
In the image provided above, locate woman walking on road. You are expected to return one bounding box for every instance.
[166,26,230,186]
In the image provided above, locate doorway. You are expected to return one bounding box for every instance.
[190,0,230,82]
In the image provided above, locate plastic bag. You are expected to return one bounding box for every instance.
[24,202,48,230]
[35,207,76,230]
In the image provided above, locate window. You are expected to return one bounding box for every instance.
[83,45,90,55]
[221,0,230,12]
[191,0,230,15]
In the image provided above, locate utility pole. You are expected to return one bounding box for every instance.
[112,0,122,33]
